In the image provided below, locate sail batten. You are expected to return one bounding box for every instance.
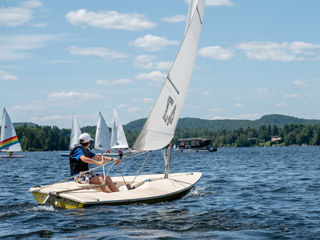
[132,0,205,151]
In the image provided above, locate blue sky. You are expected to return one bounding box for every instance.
[1,0,319,129]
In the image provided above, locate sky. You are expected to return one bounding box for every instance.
[1,0,320,129]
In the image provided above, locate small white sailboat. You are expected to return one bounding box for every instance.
[0,108,25,158]
[94,111,111,153]
[30,0,205,208]
[110,108,128,150]
[59,114,82,157]
[106,108,131,157]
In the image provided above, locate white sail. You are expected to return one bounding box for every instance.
[110,108,128,149]
[0,108,22,152]
[94,112,111,151]
[185,0,198,34]
[132,0,205,151]
[69,114,82,149]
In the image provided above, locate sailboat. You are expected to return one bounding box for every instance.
[0,108,26,158]
[94,111,111,153]
[30,0,205,209]
[107,108,130,156]
[59,114,82,157]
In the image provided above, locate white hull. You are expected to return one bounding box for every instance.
[30,172,202,209]
[59,152,69,157]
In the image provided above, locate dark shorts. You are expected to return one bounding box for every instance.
[74,172,99,184]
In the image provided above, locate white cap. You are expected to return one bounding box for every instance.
[79,133,94,143]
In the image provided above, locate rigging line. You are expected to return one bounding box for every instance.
[35,161,114,190]
[130,150,152,185]
[101,153,106,184]
[106,160,118,177]
[116,164,128,188]
[122,150,148,159]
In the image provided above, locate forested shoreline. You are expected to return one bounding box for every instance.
[12,122,320,152]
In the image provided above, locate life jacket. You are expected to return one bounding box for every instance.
[69,144,91,176]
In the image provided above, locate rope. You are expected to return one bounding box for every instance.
[130,150,152,185]
[37,150,150,191]
[117,164,128,188]
[36,161,114,190]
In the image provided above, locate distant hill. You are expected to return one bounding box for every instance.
[8,114,320,133]
[13,122,38,128]
[124,114,320,132]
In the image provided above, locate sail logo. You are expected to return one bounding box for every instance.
[163,96,176,126]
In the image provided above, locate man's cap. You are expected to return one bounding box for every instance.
[79,133,94,143]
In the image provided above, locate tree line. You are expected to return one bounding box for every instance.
[12,123,320,152]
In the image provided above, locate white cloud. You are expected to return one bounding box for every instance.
[41,115,65,121]
[20,0,43,9]
[69,46,128,60]
[132,98,154,104]
[66,9,156,31]
[293,80,311,87]
[128,107,140,113]
[254,88,269,94]
[12,100,47,113]
[275,103,288,107]
[205,0,234,6]
[96,79,133,86]
[230,113,261,120]
[185,0,233,7]
[30,22,47,27]
[0,7,33,26]
[201,91,211,96]
[161,15,186,23]
[209,108,224,113]
[0,70,18,81]
[130,34,179,52]
[0,0,43,27]
[135,71,167,82]
[133,55,172,70]
[117,104,126,109]
[198,46,235,60]
[48,91,104,102]
[0,34,65,61]
[237,41,320,61]
[234,104,243,108]
[284,94,299,98]
[184,104,207,109]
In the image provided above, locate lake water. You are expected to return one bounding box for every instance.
[1,146,320,239]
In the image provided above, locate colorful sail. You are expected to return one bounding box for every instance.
[132,0,205,151]
[0,108,22,152]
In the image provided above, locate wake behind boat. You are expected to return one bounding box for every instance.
[0,108,26,158]
[30,0,206,208]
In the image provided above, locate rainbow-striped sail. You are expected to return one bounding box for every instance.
[0,108,22,152]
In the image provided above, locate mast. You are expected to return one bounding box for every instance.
[164,142,173,178]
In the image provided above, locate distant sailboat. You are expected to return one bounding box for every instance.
[94,112,111,153]
[0,108,25,158]
[30,0,205,208]
[60,114,82,157]
[110,108,128,148]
